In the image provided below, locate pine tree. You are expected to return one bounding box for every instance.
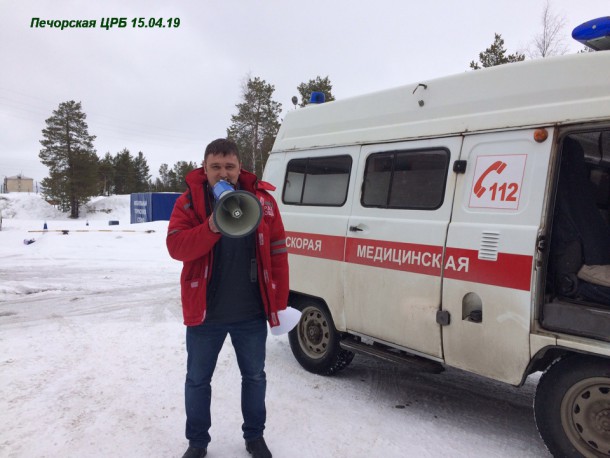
[153,163,172,191]
[98,152,115,196]
[171,161,197,191]
[152,161,197,191]
[296,76,336,107]
[133,151,151,192]
[470,34,525,70]
[113,148,136,194]
[39,100,99,218]
[227,76,282,177]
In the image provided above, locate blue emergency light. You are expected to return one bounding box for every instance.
[309,92,325,104]
[572,16,610,51]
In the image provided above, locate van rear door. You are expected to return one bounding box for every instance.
[344,137,462,358]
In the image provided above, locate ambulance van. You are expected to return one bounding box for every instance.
[262,34,610,458]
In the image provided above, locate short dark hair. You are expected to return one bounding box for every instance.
[204,138,240,161]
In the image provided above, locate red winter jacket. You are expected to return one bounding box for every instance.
[166,167,289,327]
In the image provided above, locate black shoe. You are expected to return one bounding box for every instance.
[245,437,272,458]
[181,446,207,458]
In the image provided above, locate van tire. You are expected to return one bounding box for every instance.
[288,299,354,376]
[534,354,610,458]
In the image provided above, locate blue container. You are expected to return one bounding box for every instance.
[130,192,182,223]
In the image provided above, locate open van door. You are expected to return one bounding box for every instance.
[442,128,553,384]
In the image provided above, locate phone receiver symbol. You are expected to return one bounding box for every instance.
[474,161,507,198]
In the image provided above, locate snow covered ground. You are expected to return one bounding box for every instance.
[0,193,550,457]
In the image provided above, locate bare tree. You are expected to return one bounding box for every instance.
[528,0,568,58]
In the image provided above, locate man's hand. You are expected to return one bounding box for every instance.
[208,216,220,233]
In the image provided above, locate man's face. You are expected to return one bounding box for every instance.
[204,153,241,187]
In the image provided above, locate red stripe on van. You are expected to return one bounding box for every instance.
[285,231,533,291]
[444,247,533,291]
[285,231,345,261]
[345,238,442,277]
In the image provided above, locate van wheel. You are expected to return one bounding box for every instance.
[534,355,610,458]
[288,299,354,376]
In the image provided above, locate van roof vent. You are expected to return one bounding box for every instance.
[479,231,500,261]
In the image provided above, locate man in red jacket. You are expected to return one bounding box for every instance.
[167,138,289,458]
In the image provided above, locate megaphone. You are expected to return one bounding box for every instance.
[212,180,262,238]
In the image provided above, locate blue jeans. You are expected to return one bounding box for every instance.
[185,318,267,448]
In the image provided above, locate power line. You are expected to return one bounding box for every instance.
[0,87,207,146]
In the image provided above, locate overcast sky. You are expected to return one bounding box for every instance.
[1,0,607,185]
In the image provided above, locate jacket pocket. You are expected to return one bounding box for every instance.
[181,277,207,324]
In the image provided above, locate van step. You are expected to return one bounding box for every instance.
[340,338,444,374]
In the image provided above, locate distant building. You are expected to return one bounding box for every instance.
[4,175,34,193]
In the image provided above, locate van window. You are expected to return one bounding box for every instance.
[283,155,352,206]
[362,149,449,209]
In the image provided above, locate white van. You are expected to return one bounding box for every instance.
[262,50,610,457]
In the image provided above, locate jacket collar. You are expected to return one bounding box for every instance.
[186,167,273,219]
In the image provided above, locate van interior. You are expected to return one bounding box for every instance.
[542,128,610,341]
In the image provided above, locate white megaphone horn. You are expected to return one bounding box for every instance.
[212,180,262,238]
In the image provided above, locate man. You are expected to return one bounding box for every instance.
[166,138,289,458]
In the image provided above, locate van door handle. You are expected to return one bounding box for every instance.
[349,225,364,232]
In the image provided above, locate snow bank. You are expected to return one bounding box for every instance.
[0,193,64,220]
[0,193,131,222]
[83,195,131,221]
